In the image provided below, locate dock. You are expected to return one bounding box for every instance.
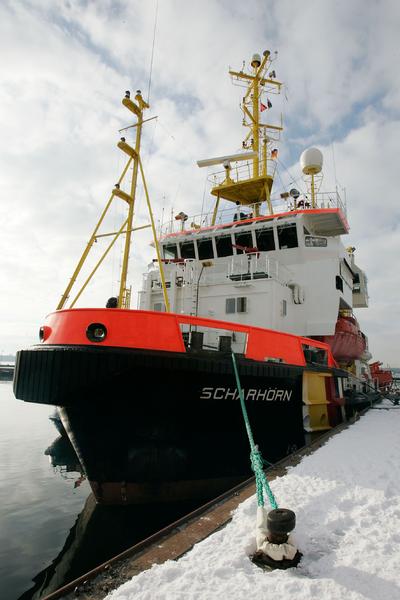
[42,416,360,600]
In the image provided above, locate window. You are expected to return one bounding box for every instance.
[237,297,247,313]
[197,238,214,260]
[303,344,328,366]
[336,275,343,292]
[216,235,233,257]
[281,299,287,316]
[234,232,254,253]
[226,298,236,313]
[256,228,275,251]
[180,240,196,259]
[353,272,361,292]
[163,244,178,259]
[226,297,247,313]
[153,302,164,312]
[278,224,298,249]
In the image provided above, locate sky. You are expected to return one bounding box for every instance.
[0,0,399,364]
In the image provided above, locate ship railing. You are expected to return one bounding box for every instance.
[158,190,346,238]
[206,160,277,188]
[269,189,347,216]
[158,203,260,237]
[227,254,293,285]
[314,190,347,214]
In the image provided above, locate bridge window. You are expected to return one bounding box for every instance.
[180,240,196,259]
[163,244,178,259]
[197,238,214,260]
[278,224,298,249]
[234,232,254,253]
[256,228,275,251]
[216,235,233,257]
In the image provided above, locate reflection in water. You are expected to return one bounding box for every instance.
[19,418,204,600]
[44,433,85,488]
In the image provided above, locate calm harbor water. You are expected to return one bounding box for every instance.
[0,382,89,599]
[0,382,203,600]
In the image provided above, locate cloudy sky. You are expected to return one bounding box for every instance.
[0,0,399,365]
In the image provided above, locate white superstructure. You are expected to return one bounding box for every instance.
[139,194,368,346]
[137,51,370,371]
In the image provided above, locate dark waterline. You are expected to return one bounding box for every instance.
[0,383,207,600]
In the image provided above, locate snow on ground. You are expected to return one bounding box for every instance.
[107,405,400,600]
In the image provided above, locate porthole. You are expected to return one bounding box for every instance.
[86,323,107,343]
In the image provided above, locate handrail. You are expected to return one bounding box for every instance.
[228,254,293,285]
[158,190,346,238]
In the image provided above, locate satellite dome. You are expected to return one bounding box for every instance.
[300,147,323,175]
[251,53,261,68]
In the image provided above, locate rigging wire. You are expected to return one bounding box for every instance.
[147,0,159,105]
[277,157,308,195]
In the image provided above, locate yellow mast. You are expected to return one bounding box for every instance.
[56,158,133,311]
[118,91,146,308]
[209,51,283,216]
[57,89,171,312]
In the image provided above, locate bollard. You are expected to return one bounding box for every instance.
[251,507,302,570]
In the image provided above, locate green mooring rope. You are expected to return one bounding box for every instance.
[231,352,278,510]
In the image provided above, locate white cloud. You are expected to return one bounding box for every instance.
[0,0,398,365]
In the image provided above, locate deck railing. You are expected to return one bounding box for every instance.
[207,160,277,188]
[228,254,292,285]
[158,189,346,238]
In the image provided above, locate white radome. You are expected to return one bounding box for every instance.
[300,147,323,175]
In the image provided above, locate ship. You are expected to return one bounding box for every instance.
[0,363,15,381]
[14,50,378,505]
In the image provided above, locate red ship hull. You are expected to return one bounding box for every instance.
[370,361,393,391]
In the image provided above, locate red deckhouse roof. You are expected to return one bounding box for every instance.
[161,207,349,241]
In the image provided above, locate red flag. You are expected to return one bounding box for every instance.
[260,99,272,112]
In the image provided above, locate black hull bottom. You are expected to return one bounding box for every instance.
[15,346,317,504]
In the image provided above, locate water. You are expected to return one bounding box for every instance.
[0,383,204,600]
[0,382,90,599]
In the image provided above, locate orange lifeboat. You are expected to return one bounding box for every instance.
[315,314,366,362]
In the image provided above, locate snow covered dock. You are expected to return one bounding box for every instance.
[106,403,400,600]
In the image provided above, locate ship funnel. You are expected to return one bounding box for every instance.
[300,147,323,175]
